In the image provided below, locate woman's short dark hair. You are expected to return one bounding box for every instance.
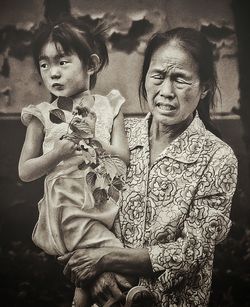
[139,27,221,137]
[32,16,109,89]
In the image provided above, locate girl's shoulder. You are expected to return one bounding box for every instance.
[93,89,125,118]
[21,101,52,127]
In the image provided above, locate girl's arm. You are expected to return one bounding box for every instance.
[18,117,78,182]
[95,111,130,165]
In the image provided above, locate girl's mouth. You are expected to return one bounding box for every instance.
[52,83,64,90]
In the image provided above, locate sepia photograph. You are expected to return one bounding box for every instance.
[0,0,249,306]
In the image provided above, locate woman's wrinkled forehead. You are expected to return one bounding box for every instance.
[151,39,186,61]
[149,40,199,74]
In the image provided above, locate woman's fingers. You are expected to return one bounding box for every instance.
[109,280,124,301]
[90,273,124,306]
[91,282,110,306]
[115,274,133,290]
[59,249,106,285]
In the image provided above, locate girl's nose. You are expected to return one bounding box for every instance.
[159,78,175,99]
[50,66,61,79]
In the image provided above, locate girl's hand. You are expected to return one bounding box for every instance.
[58,248,109,287]
[83,110,97,136]
[55,139,78,160]
[71,110,97,138]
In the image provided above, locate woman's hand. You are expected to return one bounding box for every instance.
[58,248,110,287]
[91,272,132,306]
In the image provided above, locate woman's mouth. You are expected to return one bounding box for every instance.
[156,103,176,111]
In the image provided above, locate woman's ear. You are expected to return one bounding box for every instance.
[200,84,209,99]
[88,54,100,75]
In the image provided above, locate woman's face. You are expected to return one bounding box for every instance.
[145,41,205,127]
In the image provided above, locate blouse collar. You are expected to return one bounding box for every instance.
[128,112,207,164]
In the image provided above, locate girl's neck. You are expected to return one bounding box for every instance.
[71,89,94,108]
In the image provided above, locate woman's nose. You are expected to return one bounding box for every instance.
[159,78,174,98]
[50,66,61,79]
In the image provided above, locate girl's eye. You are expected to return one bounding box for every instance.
[40,63,48,69]
[60,60,68,66]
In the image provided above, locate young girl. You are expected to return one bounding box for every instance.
[18,17,151,307]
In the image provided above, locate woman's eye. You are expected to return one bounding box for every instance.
[152,74,164,80]
[174,76,191,85]
[175,78,186,84]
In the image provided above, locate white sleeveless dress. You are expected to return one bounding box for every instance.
[21,90,125,255]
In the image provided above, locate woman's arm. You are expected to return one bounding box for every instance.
[18,117,78,182]
[59,246,153,288]
[100,247,153,276]
[143,150,238,290]
[59,148,237,289]
[95,111,130,165]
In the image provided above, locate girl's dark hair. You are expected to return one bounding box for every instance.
[32,16,109,89]
[139,27,221,137]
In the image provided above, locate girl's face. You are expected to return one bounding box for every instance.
[145,41,206,127]
[39,41,90,97]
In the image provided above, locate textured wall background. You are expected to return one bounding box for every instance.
[1,1,250,306]
[0,0,239,115]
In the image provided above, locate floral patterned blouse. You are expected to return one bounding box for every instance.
[119,113,238,306]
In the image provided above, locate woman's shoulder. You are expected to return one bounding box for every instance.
[204,129,237,163]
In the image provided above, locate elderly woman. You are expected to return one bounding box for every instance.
[60,28,238,306]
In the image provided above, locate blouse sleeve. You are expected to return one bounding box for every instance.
[107,89,125,118]
[147,148,238,290]
[21,104,46,127]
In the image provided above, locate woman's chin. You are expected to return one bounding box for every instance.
[153,111,177,126]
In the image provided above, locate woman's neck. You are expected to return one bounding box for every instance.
[149,115,193,146]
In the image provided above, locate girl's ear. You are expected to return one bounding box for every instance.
[88,54,100,75]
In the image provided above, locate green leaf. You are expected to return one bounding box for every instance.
[95,173,108,189]
[86,172,97,189]
[57,96,73,112]
[62,132,80,144]
[70,117,93,138]
[77,106,89,117]
[93,188,108,207]
[96,147,106,156]
[49,109,66,124]
[100,157,126,180]
[89,139,103,149]
[108,185,120,202]
[78,161,89,170]
[112,176,124,191]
